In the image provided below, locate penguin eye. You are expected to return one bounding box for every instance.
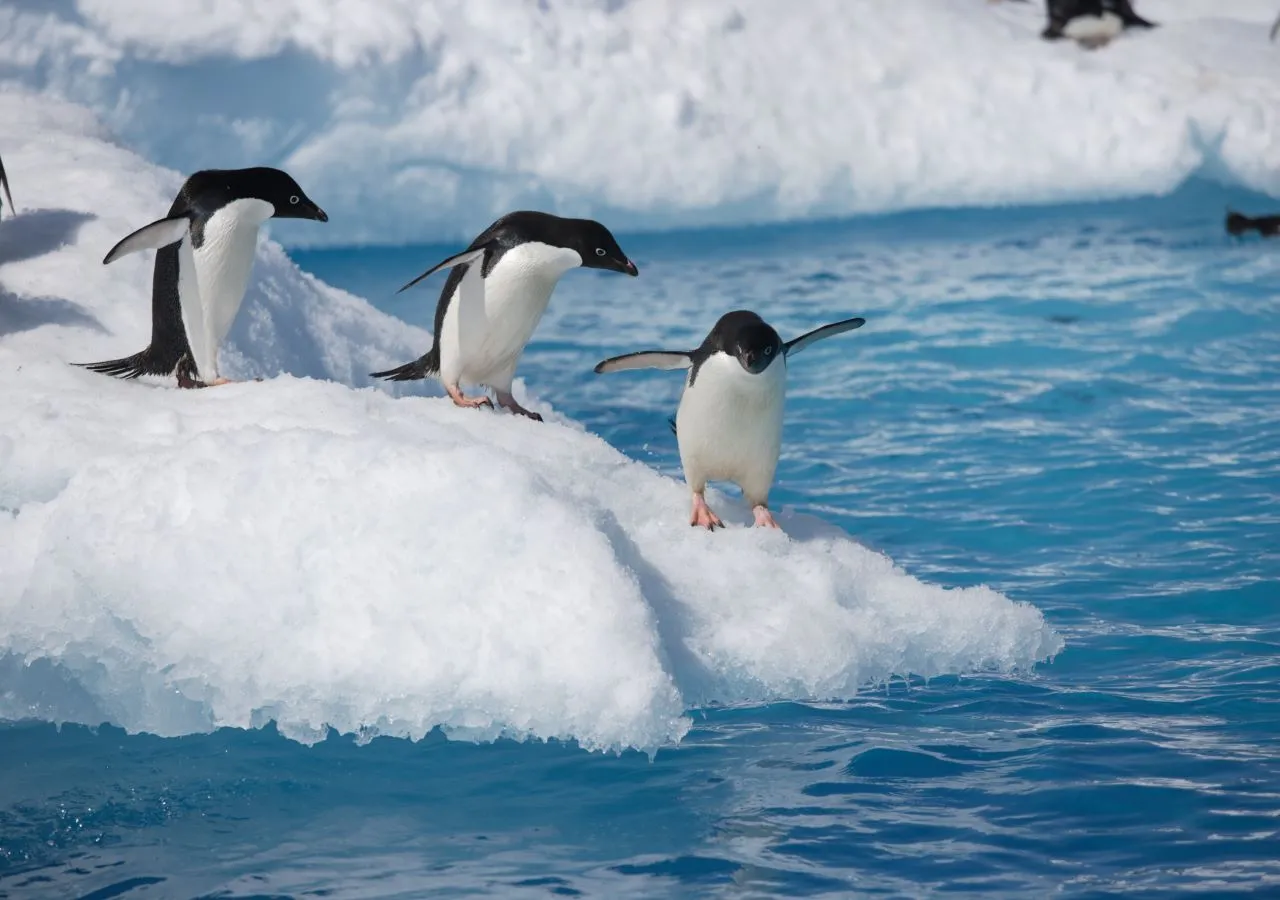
[764,346,773,356]
[595,247,606,256]
[289,195,300,205]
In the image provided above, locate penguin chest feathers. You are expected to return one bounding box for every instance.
[193,198,275,347]
[676,352,787,498]
[445,241,582,385]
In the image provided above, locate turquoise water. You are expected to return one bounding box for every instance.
[3,181,1279,897]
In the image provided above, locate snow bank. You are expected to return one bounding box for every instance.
[0,86,1061,754]
[3,0,1279,247]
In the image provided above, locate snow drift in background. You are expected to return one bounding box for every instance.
[0,86,1061,753]
[3,0,1279,246]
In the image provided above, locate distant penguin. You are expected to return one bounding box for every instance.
[594,310,866,530]
[80,167,328,388]
[1042,0,1156,48]
[371,210,639,421]
[0,152,13,220]
[1271,11,1280,42]
[1226,210,1280,238]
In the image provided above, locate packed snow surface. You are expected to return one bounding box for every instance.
[2,0,1279,245]
[0,87,1060,753]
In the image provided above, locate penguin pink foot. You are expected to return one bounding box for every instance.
[445,384,494,410]
[690,493,724,530]
[753,505,781,529]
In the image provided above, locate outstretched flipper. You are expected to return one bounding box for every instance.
[0,153,12,218]
[395,246,489,295]
[783,316,866,356]
[102,215,191,264]
[593,350,693,374]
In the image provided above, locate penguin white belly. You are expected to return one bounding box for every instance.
[438,242,581,390]
[675,353,786,506]
[192,198,274,380]
[1063,12,1122,44]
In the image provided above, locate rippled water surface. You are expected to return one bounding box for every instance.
[4,182,1279,897]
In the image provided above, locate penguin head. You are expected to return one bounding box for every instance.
[247,168,329,223]
[718,312,784,374]
[186,167,329,223]
[571,219,639,277]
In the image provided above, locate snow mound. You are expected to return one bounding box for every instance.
[4,0,1279,247]
[0,86,1061,754]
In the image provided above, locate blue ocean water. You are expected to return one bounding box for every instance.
[3,181,1279,898]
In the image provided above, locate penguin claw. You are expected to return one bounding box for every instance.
[753,506,782,530]
[495,391,544,422]
[446,385,494,410]
[690,495,724,530]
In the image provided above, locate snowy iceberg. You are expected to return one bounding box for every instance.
[2,0,1279,247]
[0,85,1061,754]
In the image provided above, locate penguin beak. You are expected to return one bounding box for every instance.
[623,258,638,276]
[311,204,329,223]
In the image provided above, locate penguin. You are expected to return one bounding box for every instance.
[1226,210,1280,238]
[0,152,13,220]
[370,211,638,421]
[1041,0,1156,48]
[80,167,328,388]
[1272,11,1279,42]
[594,310,866,531]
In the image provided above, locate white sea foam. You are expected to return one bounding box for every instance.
[2,0,1278,247]
[0,85,1061,754]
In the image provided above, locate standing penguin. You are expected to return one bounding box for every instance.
[594,310,866,530]
[0,152,13,220]
[80,167,328,388]
[370,211,638,421]
[1041,1,1156,47]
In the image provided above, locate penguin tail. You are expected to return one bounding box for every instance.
[76,345,189,381]
[370,349,438,382]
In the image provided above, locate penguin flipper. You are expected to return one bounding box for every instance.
[103,215,191,265]
[0,153,12,217]
[396,246,489,295]
[784,317,866,357]
[593,351,692,374]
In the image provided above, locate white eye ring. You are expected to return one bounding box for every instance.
[289,195,300,205]
[764,346,773,356]
[595,247,606,256]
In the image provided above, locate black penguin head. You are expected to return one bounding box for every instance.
[567,218,638,276]
[184,167,329,223]
[713,311,784,374]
